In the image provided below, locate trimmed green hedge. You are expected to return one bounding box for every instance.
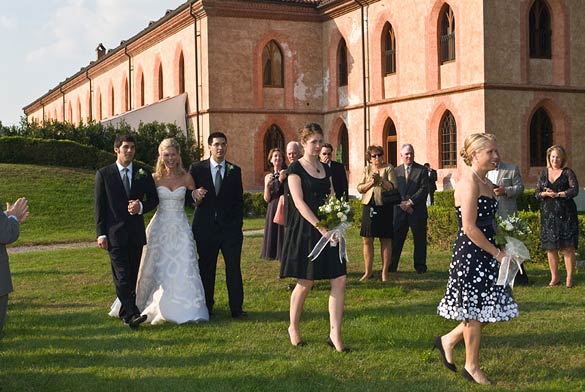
[433,189,540,212]
[0,136,117,170]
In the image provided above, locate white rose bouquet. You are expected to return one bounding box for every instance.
[308,196,354,263]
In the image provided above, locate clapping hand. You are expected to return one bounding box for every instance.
[6,197,29,222]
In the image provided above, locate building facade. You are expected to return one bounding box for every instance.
[23,0,585,191]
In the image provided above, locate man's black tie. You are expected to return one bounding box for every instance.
[214,165,222,195]
[122,168,131,197]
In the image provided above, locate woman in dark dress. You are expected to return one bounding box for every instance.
[436,134,518,385]
[280,123,349,353]
[535,145,579,288]
[260,148,287,260]
[357,145,397,282]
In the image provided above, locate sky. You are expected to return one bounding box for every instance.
[0,0,184,126]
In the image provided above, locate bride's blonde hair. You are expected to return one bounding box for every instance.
[155,138,186,178]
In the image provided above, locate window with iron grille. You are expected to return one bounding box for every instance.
[178,52,185,94]
[529,0,552,59]
[158,64,164,100]
[530,108,553,166]
[440,5,455,63]
[440,111,457,168]
[262,41,283,88]
[337,124,349,170]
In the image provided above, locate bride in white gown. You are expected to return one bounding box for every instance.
[109,138,208,324]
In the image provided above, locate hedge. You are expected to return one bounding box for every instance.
[433,189,540,212]
[0,136,118,170]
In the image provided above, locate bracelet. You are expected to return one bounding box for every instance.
[494,249,501,259]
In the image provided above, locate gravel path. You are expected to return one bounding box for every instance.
[7,229,264,254]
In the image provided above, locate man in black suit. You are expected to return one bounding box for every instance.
[189,132,246,319]
[424,163,438,205]
[320,143,348,200]
[95,134,159,329]
[389,144,429,274]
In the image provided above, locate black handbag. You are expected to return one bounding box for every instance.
[381,189,401,205]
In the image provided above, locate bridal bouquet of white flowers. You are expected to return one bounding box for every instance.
[308,196,354,263]
[494,214,531,288]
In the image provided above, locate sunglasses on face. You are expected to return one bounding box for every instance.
[371,153,383,158]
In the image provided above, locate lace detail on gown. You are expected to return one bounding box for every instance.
[108,186,209,324]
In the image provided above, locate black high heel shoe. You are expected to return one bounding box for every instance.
[326,336,351,353]
[461,368,495,385]
[286,330,306,347]
[433,336,456,372]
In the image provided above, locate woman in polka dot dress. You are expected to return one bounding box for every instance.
[435,133,518,385]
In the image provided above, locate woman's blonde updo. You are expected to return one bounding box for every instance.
[460,133,497,166]
[155,138,185,177]
[298,122,324,143]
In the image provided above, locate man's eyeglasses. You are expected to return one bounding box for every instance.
[371,153,383,158]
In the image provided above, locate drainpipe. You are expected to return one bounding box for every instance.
[59,85,66,122]
[124,45,132,111]
[189,0,201,152]
[354,0,369,164]
[85,70,93,122]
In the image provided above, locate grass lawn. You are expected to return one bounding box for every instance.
[1,228,583,391]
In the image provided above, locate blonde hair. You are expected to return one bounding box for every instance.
[155,138,185,177]
[460,133,497,166]
[298,122,324,143]
[546,145,567,168]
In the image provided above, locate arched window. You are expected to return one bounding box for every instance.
[262,41,283,88]
[383,23,396,75]
[337,124,349,170]
[77,99,82,124]
[263,124,285,171]
[440,5,455,63]
[439,111,457,168]
[384,118,397,167]
[529,0,552,59]
[530,108,553,166]
[96,91,102,121]
[68,102,73,123]
[157,64,164,100]
[139,73,145,107]
[338,39,348,87]
[110,86,115,117]
[124,78,129,112]
[178,52,185,94]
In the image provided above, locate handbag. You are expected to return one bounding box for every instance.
[273,195,285,225]
[381,189,401,205]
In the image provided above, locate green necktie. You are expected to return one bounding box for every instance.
[214,165,222,195]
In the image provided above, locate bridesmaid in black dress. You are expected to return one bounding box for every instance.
[436,133,518,385]
[280,123,349,352]
[535,145,579,288]
[260,148,287,260]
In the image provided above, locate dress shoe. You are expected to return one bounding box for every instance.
[125,314,147,329]
[231,311,248,319]
[461,368,494,385]
[326,336,351,353]
[286,330,306,347]
[415,266,427,274]
[433,336,456,372]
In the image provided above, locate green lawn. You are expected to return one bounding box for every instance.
[0,163,583,391]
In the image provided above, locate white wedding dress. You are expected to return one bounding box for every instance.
[109,186,209,324]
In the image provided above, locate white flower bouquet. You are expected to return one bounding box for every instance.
[494,214,532,288]
[308,196,354,263]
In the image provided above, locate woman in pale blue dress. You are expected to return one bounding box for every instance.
[110,138,208,324]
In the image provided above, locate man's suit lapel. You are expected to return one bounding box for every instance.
[109,163,127,198]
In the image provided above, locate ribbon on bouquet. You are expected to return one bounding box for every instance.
[496,236,531,288]
[308,222,351,264]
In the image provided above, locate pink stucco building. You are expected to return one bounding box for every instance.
[23,0,585,191]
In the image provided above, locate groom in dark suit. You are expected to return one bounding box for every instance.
[389,144,429,274]
[189,132,246,319]
[95,134,158,329]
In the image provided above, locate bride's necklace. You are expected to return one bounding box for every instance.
[471,168,488,185]
[302,157,321,173]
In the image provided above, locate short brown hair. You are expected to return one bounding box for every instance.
[365,145,384,161]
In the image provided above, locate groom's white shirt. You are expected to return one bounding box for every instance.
[209,158,225,179]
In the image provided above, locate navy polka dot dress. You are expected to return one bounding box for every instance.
[437,196,518,323]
